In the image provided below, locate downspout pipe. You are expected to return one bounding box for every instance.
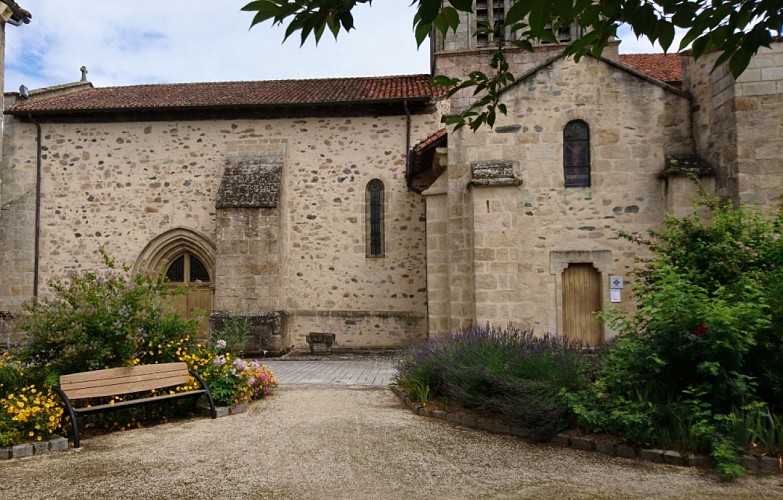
[403,100,412,191]
[28,114,41,299]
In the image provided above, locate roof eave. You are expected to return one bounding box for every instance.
[6,95,433,117]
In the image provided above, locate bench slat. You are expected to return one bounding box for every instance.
[61,362,188,384]
[73,390,207,414]
[60,362,192,400]
[63,374,192,400]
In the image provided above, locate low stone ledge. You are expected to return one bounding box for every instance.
[1,435,69,461]
[742,455,761,472]
[569,436,595,452]
[202,403,248,418]
[760,456,782,473]
[615,444,638,459]
[662,450,685,466]
[389,384,782,475]
[594,440,618,455]
[639,449,667,464]
[685,454,712,468]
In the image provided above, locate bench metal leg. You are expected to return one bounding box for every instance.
[53,386,80,448]
[189,370,217,419]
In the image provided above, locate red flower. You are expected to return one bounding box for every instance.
[693,323,708,337]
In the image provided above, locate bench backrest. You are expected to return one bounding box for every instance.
[59,362,191,400]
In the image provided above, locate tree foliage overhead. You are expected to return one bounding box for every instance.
[242,0,782,130]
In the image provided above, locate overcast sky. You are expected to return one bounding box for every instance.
[4,0,674,93]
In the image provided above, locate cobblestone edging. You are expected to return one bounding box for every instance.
[2,403,248,461]
[0,435,69,461]
[390,385,783,474]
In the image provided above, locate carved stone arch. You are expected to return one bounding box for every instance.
[134,227,216,277]
[134,228,217,339]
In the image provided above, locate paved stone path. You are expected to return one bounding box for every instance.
[262,359,396,387]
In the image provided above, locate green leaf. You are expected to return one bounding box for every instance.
[339,11,354,31]
[440,7,461,32]
[528,0,553,33]
[728,48,753,79]
[657,20,675,53]
[327,16,340,39]
[414,20,432,46]
[504,1,531,26]
[630,3,657,39]
[511,39,534,51]
[417,0,442,25]
[433,75,459,87]
[691,35,712,60]
[448,0,473,13]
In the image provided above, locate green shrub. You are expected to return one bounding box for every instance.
[14,252,197,378]
[396,325,591,440]
[210,315,251,356]
[571,191,783,478]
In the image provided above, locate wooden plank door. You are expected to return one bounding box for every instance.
[188,287,213,340]
[162,253,213,340]
[562,263,603,346]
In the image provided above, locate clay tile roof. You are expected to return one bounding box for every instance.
[619,53,682,85]
[412,128,448,155]
[8,74,435,115]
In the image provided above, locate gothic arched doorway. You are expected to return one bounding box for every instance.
[163,252,213,338]
[135,228,216,340]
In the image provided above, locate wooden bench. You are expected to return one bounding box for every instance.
[53,362,216,448]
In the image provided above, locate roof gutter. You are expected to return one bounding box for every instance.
[1,0,31,25]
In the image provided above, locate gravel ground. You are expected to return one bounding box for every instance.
[2,387,782,499]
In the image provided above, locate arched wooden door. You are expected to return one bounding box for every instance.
[163,252,213,339]
[562,263,603,346]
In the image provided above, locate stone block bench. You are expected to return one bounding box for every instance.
[306,332,336,353]
[54,362,216,448]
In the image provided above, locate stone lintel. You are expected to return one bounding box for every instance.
[659,154,715,178]
[469,160,522,187]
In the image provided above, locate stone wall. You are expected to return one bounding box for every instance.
[0,109,36,311]
[431,5,621,115]
[683,41,783,205]
[429,56,694,337]
[0,111,436,349]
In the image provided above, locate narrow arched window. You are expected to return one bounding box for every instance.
[563,120,590,187]
[366,179,385,257]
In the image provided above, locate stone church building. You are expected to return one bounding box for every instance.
[1,3,781,352]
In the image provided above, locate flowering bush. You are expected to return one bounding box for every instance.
[198,344,277,407]
[1,253,276,447]
[15,251,199,378]
[0,385,63,447]
[396,325,591,441]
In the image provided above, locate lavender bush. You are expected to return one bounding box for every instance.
[395,325,592,440]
